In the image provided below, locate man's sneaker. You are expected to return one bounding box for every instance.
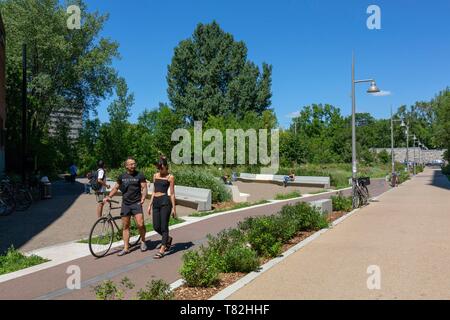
[140,242,148,252]
[117,249,130,257]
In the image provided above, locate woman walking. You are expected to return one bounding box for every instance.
[147,156,177,258]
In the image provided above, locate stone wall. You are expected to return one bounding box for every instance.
[372,148,446,164]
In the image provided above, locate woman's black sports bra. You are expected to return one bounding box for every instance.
[154,174,171,194]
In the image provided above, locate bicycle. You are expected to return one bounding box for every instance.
[352,177,370,208]
[88,199,141,258]
[0,176,33,212]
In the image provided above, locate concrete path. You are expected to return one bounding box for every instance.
[0,180,389,299]
[227,168,450,300]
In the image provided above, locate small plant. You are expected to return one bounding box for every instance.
[0,246,49,275]
[331,193,353,212]
[94,280,122,300]
[137,279,174,300]
[180,248,220,288]
[274,191,302,200]
[94,277,135,300]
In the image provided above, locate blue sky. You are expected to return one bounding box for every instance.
[84,0,450,128]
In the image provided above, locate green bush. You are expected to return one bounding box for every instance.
[0,246,49,275]
[171,168,231,203]
[279,202,329,233]
[93,277,134,300]
[398,170,410,184]
[222,245,260,273]
[331,193,352,212]
[137,279,174,300]
[241,216,283,258]
[180,248,220,288]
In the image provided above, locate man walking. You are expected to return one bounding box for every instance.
[95,160,110,218]
[104,157,148,256]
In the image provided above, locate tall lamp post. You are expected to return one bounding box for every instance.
[413,135,417,175]
[390,107,403,184]
[402,120,410,172]
[351,54,380,208]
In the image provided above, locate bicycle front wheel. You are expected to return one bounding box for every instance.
[89,217,114,258]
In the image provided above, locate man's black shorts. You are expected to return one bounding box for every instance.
[121,202,143,217]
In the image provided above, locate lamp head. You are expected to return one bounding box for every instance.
[367,81,380,93]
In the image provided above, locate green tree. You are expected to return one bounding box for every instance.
[433,88,450,161]
[1,0,119,175]
[167,21,272,123]
[96,78,134,168]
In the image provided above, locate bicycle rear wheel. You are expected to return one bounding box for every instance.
[89,217,114,258]
[15,189,33,211]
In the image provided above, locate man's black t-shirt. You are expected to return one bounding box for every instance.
[117,171,146,205]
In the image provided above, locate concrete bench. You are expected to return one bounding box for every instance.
[174,185,212,211]
[308,199,332,216]
[238,173,331,188]
[107,181,212,211]
[225,185,250,203]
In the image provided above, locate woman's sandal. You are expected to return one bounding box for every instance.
[153,252,165,259]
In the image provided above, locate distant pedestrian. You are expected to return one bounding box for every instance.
[92,160,110,218]
[69,163,78,183]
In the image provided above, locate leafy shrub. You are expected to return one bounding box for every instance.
[398,170,410,184]
[0,246,49,275]
[171,168,231,203]
[279,202,329,233]
[137,279,174,300]
[331,193,353,212]
[222,245,260,273]
[180,247,220,288]
[242,216,283,258]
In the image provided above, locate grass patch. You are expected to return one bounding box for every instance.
[190,200,270,217]
[307,189,329,195]
[274,191,302,200]
[78,218,185,244]
[0,246,49,275]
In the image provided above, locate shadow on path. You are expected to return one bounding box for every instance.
[0,180,85,253]
[429,169,450,191]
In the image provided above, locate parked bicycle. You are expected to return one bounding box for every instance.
[88,199,141,258]
[352,177,370,208]
[0,176,34,216]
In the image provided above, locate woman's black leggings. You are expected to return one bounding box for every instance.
[152,195,172,247]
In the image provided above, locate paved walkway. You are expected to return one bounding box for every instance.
[228,168,450,300]
[0,180,389,299]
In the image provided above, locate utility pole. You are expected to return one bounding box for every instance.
[22,43,27,183]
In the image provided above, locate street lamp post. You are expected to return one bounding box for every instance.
[391,107,403,185]
[351,54,380,208]
[413,135,417,175]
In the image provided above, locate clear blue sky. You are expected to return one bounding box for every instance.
[84,0,450,128]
